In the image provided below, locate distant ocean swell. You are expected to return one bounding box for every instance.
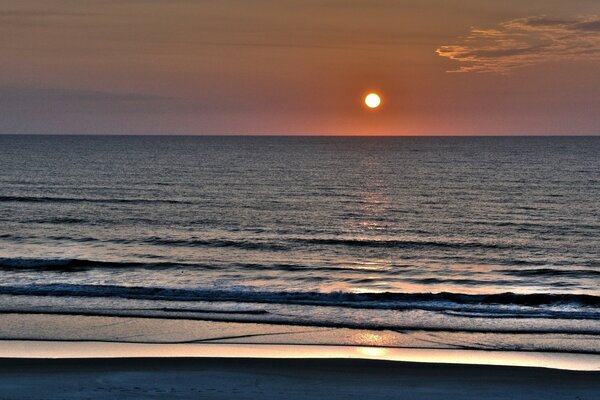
[1,257,598,278]
[0,195,188,205]
[0,235,527,251]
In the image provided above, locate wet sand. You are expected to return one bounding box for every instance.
[0,357,598,399]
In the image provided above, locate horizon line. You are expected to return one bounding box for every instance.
[1,133,599,138]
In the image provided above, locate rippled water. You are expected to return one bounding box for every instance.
[0,135,598,350]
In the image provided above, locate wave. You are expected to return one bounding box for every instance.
[0,257,382,275]
[0,258,216,271]
[108,236,508,251]
[0,283,598,315]
[0,195,188,205]
[26,217,89,224]
[1,235,514,252]
[139,237,289,251]
[501,268,600,279]
[294,238,512,250]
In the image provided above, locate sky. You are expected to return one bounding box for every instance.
[1,0,599,135]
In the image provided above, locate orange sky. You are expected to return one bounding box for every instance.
[1,0,599,135]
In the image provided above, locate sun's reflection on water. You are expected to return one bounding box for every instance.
[350,332,398,348]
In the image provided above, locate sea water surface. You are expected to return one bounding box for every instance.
[0,136,598,352]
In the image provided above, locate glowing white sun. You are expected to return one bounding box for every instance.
[364,93,381,109]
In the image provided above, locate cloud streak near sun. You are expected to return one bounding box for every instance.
[437,16,600,73]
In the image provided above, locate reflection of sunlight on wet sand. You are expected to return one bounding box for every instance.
[358,346,388,357]
[2,341,598,371]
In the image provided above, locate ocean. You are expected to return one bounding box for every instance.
[0,135,598,352]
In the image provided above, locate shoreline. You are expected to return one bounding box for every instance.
[1,340,599,371]
[1,312,598,356]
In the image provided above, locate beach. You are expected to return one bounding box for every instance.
[1,136,599,398]
[1,339,599,399]
[1,356,598,399]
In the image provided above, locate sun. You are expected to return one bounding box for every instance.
[364,93,381,109]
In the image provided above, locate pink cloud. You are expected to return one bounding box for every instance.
[437,16,600,73]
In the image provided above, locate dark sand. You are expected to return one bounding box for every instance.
[0,358,598,399]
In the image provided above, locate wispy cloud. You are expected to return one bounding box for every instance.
[436,15,600,73]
